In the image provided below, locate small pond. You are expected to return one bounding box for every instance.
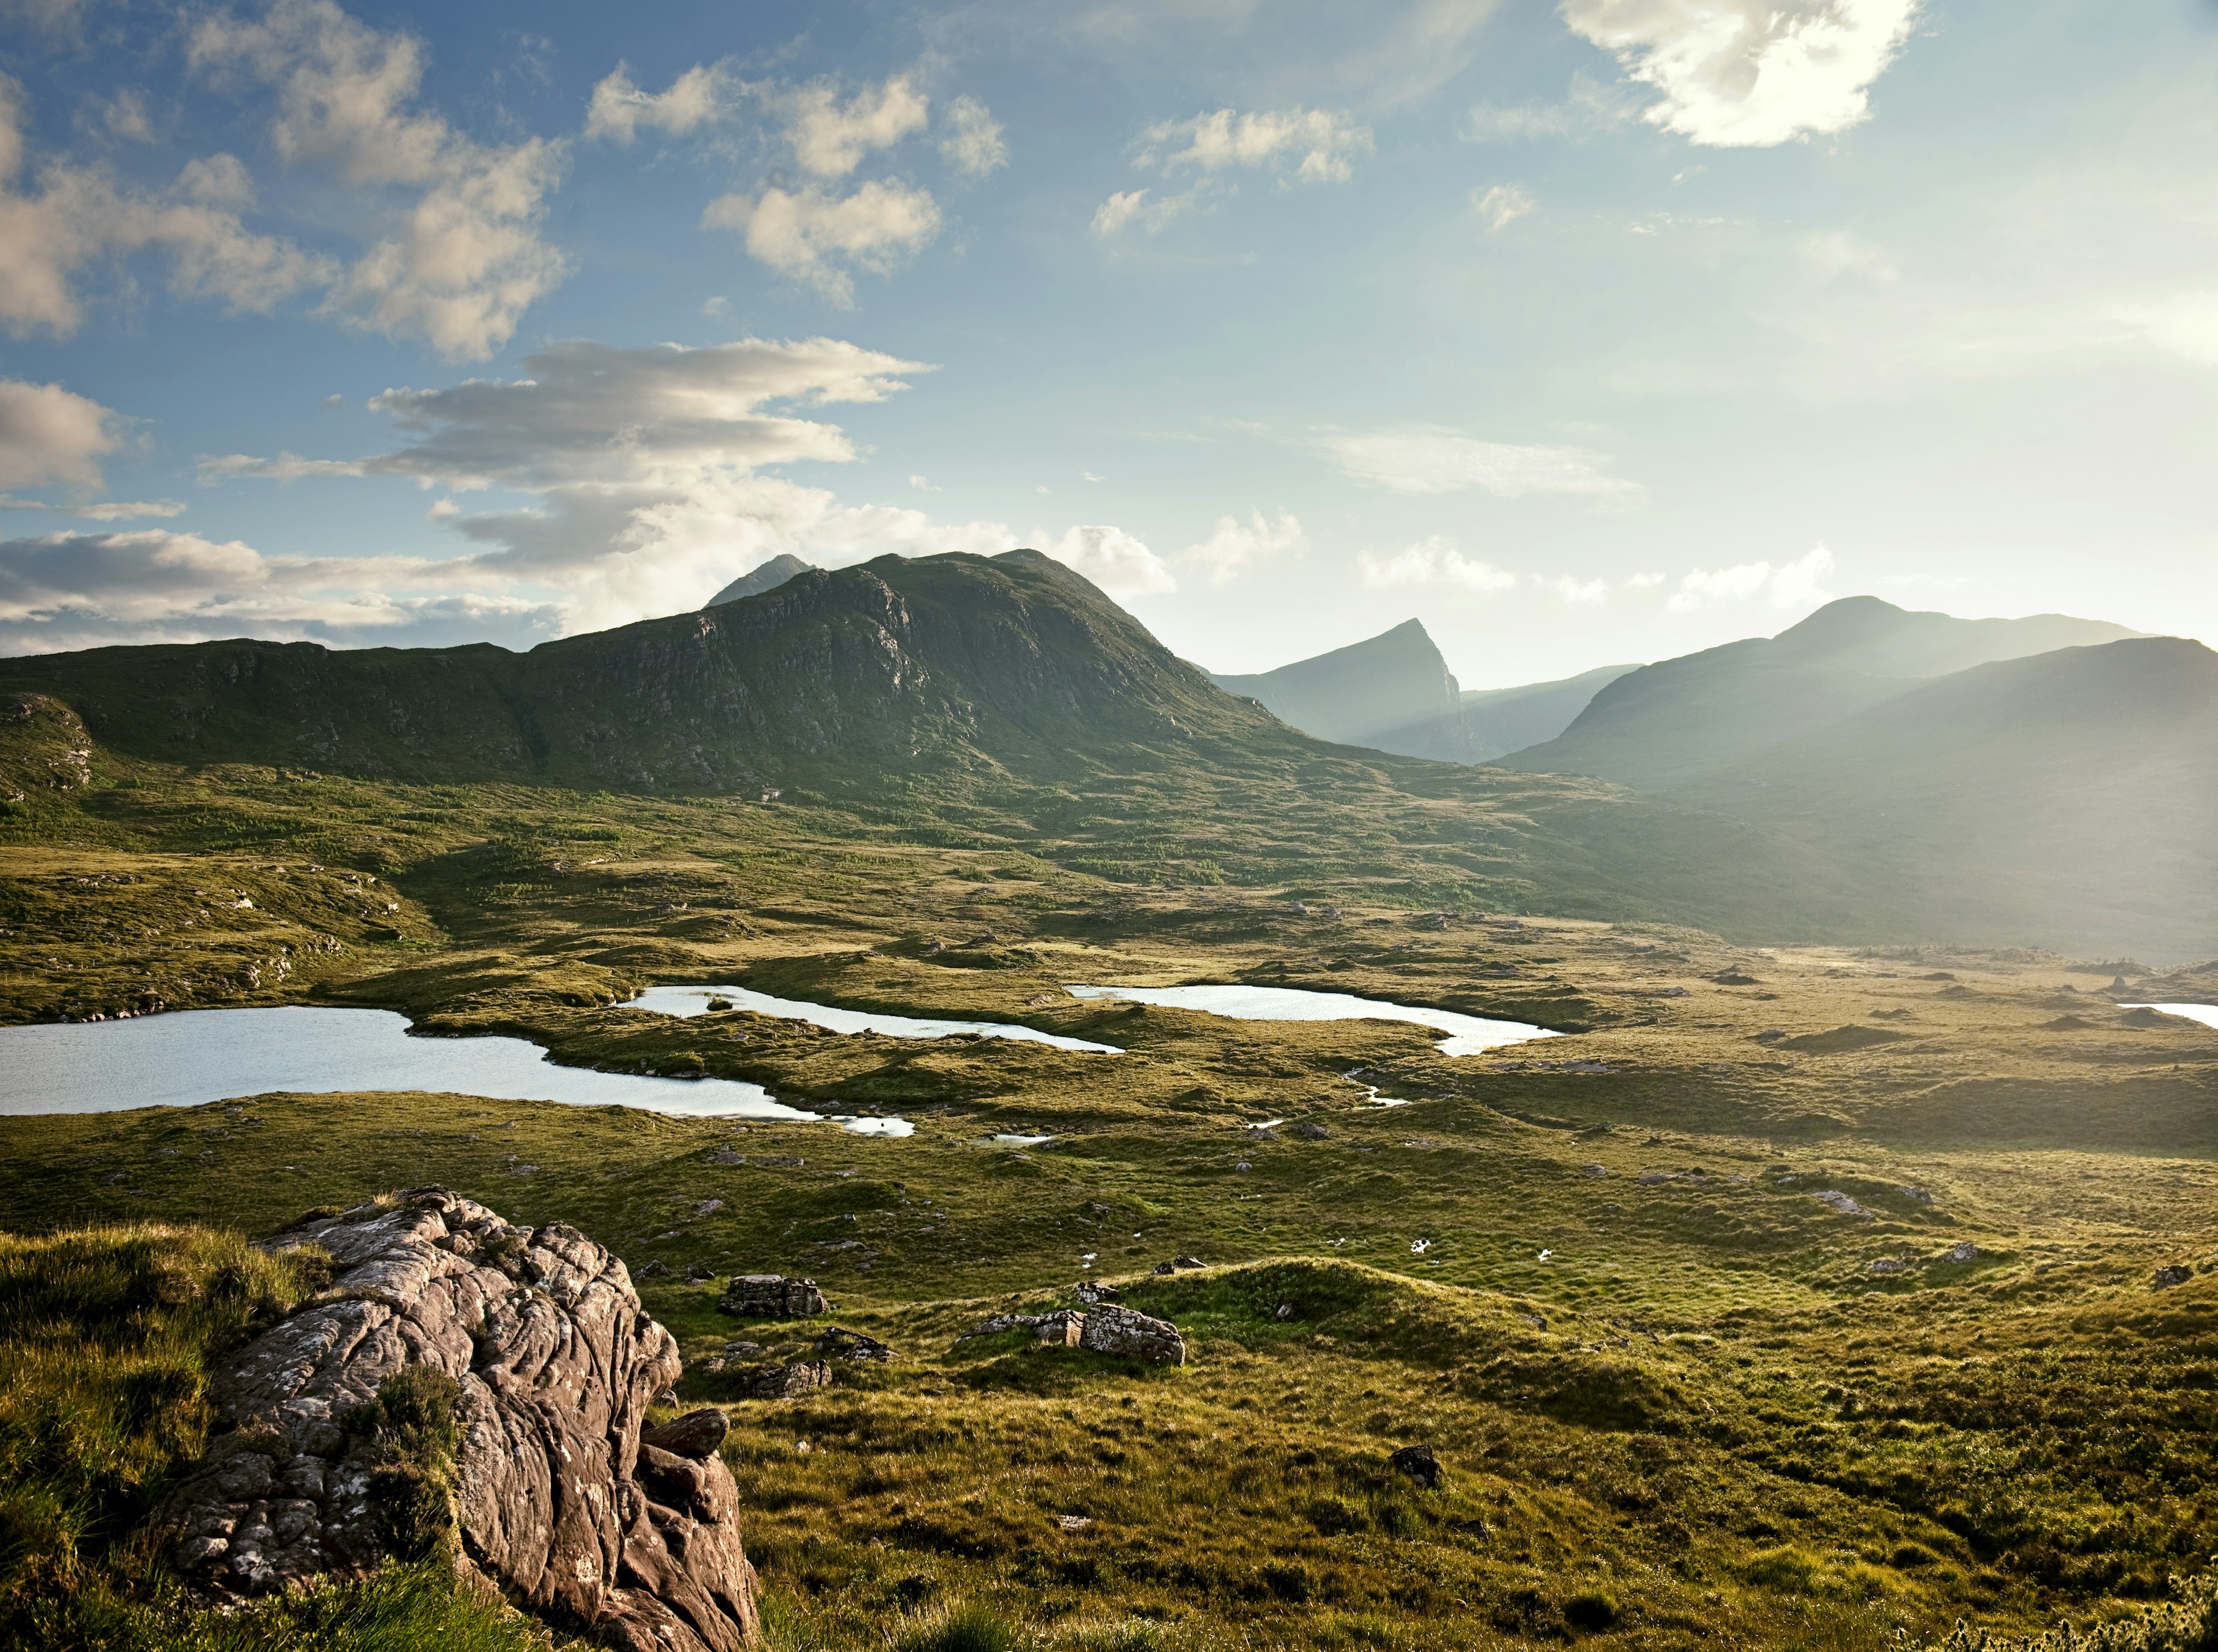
[0,1005,885,1127]
[624,984,1122,1052]
[2122,1003,2218,1031]
[1063,983,1557,1056]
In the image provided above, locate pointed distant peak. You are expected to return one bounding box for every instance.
[1382,617,1433,641]
[705,553,813,608]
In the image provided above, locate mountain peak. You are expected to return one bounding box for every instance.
[705,553,813,608]
[1207,619,1457,745]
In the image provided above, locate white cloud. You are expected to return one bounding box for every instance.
[0,377,121,489]
[703,180,941,306]
[939,95,1008,178]
[2114,292,2218,367]
[1547,575,1612,604]
[1472,183,1534,230]
[909,473,937,490]
[1040,524,1174,597]
[424,497,459,522]
[583,62,735,145]
[1359,537,1518,593]
[1138,107,1372,184]
[1666,544,1835,612]
[0,77,332,337]
[779,75,931,179]
[1183,508,1304,585]
[190,0,569,359]
[182,334,1028,639]
[1462,73,1642,141]
[1089,186,1208,239]
[1562,0,1922,148]
[1324,426,1642,500]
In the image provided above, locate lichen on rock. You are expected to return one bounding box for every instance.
[159,1188,760,1650]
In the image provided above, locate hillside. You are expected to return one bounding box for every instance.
[705,553,812,607]
[1672,637,2218,955]
[1504,596,2138,791]
[1208,619,1459,745]
[0,550,1306,794]
[1368,664,1637,765]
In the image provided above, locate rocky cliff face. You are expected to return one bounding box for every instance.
[160,1189,760,1651]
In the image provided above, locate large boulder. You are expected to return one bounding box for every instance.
[1078,1304,1186,1366]
[158,1189,760,1651]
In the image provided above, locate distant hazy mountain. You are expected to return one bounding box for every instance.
[1368,665,1639,765]
[1207,619,1459,745]
[705,554,812,607]
[1502,596,2139,791]
[1676,636,2218,957]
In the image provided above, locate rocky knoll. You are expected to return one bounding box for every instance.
[159,1189,759,1651]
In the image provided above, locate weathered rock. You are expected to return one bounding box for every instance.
[1078,1304,1186,1366]
[1389,1445,1443,1488]
[747,1360,832,1398]
[1292,1122,1330,1140]
[1581,1162,1607,1178]
[1942,1241,1979,1265]
[1075,1282,1120,1305]
[1812,1189,1868,1218]
[717,1274,828,1318]
[643,1408,730,1460]
[157,1189,759,1652]
[1868,1258,1909,1275]
[2155,1264,2195,1289]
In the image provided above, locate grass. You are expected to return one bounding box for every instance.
[2,746,2217,1646]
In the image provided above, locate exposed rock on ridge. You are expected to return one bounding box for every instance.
[160,1189,760,1651]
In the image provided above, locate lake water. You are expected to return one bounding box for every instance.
[624,984,1123,1052]
[2123,1003,2218,1031]
[1063,983,1558,1056]
[0,1006,843,1124]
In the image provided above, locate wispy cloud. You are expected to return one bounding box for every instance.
[1183,508,1303,585]
[1666,544,1835,612]
[1359,536,1517,592]
[1324,426,1642,501]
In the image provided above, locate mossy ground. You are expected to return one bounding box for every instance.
[3,762,2217,1648]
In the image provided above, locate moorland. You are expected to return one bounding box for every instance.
[3,550,2216,1652]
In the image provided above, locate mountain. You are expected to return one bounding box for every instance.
[705,554,812,607]
[0,551,1300,792]
[1367,665,1639,765]
[1674,637,2218,957]
[1208,619,1458,745]
[1502,596,2139,791]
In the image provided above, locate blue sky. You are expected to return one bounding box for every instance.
[1,0,2213,685]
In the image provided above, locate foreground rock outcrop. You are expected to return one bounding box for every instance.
[159,1189,759,1651]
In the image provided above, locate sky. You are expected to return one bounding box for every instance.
[0,0,2213,687]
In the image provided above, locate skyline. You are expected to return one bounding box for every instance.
[0,0,2212,686]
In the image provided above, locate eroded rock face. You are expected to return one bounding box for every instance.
[717,1274,828,1318]
[1078,1304,1186,1366]
[159,1189,760,1651]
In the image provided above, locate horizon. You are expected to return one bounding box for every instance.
[1,1,2213,687]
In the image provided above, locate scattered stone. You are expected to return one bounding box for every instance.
[1079,1304,1186,1366]
[1168,1255,1204,1271]
[1813,1190,1868,1218]
[814,1327,895,1363]
[1899,1186,1934,1205]
[1752,1029,1786,1043]
[705,1149,746,1167]
[748,1361,832,1398]
[1389,1445,1444,1489]
[156,1189,760,1651]
[642,1408,730,1459]
[1869,1258,1910,1276]
[1581,1163,1608,1178]
[718,1274,828,1318]
[1275,1304,1294,1321]
[685,1262,716,1283]
[694,1199,725,1217]
[1234,1162,1254,1173]
[1076,1282,1121,1305]
[1941,1241,1979,1265]
[1292,1122,1330,1140]
[637,1259,671,1279]
[1057,1514,1093,1532]
[2155,1264,2195,1289]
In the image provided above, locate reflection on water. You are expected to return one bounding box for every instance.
[624,984,1122,1052]
[2122,1003,2218,1030]
[0,1004,902,1129]
[1064,983,1557,1056]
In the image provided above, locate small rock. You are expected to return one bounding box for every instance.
[635,1259,671,1279]
[1075,1283,1121,1305]
[719,1274,828,1318]
[2154,1264,2194,1289]
[1389,1445,1443,1489]
[1813,1190,1867,1218]
[1868,1258,1910,1276]
[1078,1304,1186,1366]
[1752,1029,1786,1043]
[1900,1186,1934,1205]
[814,1327,895,1363]
[1234,1162,1253,1173]
[641,1408,730,1460]
[1058,1514,1093,1532]
[1274,1304,1294,1321]
[1173,1255,1205,1270]
[1942,1241,1979,1265]
[749,1361,833,1398]
[1292,1122,1330,1140]
[695,1199,725,1217]
[1581,1163,1607,1178]
[684,1262,715,1283]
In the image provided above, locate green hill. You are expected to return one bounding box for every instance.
[1504,596,2138,791]
[1208,619,1460,745]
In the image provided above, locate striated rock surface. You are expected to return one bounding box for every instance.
[718,1274,828,1318]
[159,1189,760,1651]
